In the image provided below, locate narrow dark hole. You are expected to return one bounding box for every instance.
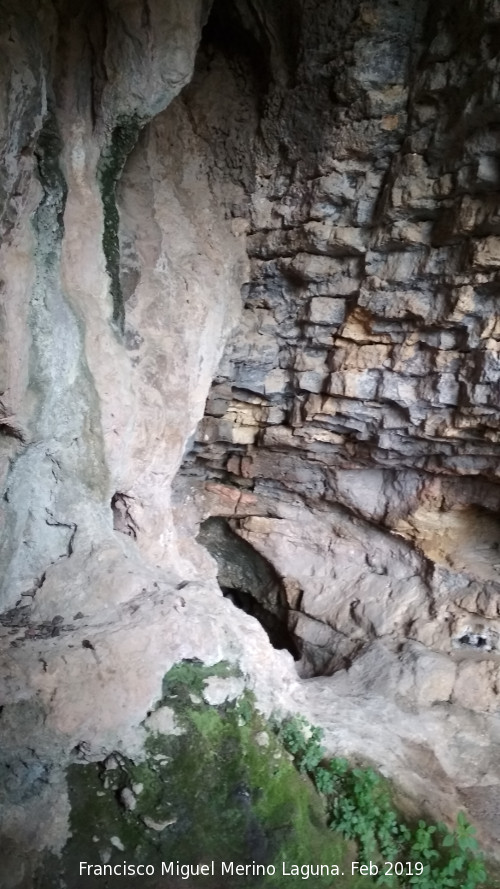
[458,633,488,648]
[198,517,300,661]
[221,586,300,659]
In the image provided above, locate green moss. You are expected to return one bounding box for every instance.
[97,116,142,334]
[160,657,238,706]
[35,661,380,888]
[34,108,67,240]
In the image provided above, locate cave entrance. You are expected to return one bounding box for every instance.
[197,517,300,660]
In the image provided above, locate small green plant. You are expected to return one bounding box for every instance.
[408,815,486,889]
[329,765,405,864]
[277,715,487,889]
[234,693,254,725]
[278,716,324,773]
[313,757,349,795]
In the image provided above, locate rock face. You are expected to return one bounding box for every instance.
[177,0,500,850]
[1,0,500,881]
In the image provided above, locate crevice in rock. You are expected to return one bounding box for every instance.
[195,512,375,678]
[197,516,300,660]
[45,512,77,557]
[0,413,24,442]
[221,585,299,657]
[111,492,138,539]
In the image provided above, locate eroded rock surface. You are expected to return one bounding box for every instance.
[1,0,500,881]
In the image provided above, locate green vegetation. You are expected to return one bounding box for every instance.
[97,115,141,333]
[37,660,371,888]
[278,715,487,889]
[35,662,492,889]
[34,106,67,239]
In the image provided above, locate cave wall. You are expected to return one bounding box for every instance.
[176,0,500,849]
[1,0,500,881]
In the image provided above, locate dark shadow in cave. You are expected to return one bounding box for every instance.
[457,633,490,650]
[221,585,300,657]
[197,517,300,660]
[201,0,301,95]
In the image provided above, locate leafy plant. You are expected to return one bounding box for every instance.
[277,714,487,889]
[408,816,486,889]
[278,716,324,774]
[314,758,348,795]
[329,765,405,864]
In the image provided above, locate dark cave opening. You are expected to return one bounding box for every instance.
[197,517,300,660]
[221,584,300,658]
[201,0,301,95]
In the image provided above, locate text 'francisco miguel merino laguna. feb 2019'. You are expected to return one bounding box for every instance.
[78,859,425,879]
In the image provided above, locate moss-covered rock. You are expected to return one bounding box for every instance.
[98,115,142,334]
[35,660,377,889]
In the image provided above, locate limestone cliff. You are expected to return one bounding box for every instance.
[1,0,500,882]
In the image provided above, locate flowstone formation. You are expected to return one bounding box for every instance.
[1,0,500,884]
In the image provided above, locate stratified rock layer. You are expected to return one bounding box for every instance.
[1,0,500,882]
[177,0,500,852]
